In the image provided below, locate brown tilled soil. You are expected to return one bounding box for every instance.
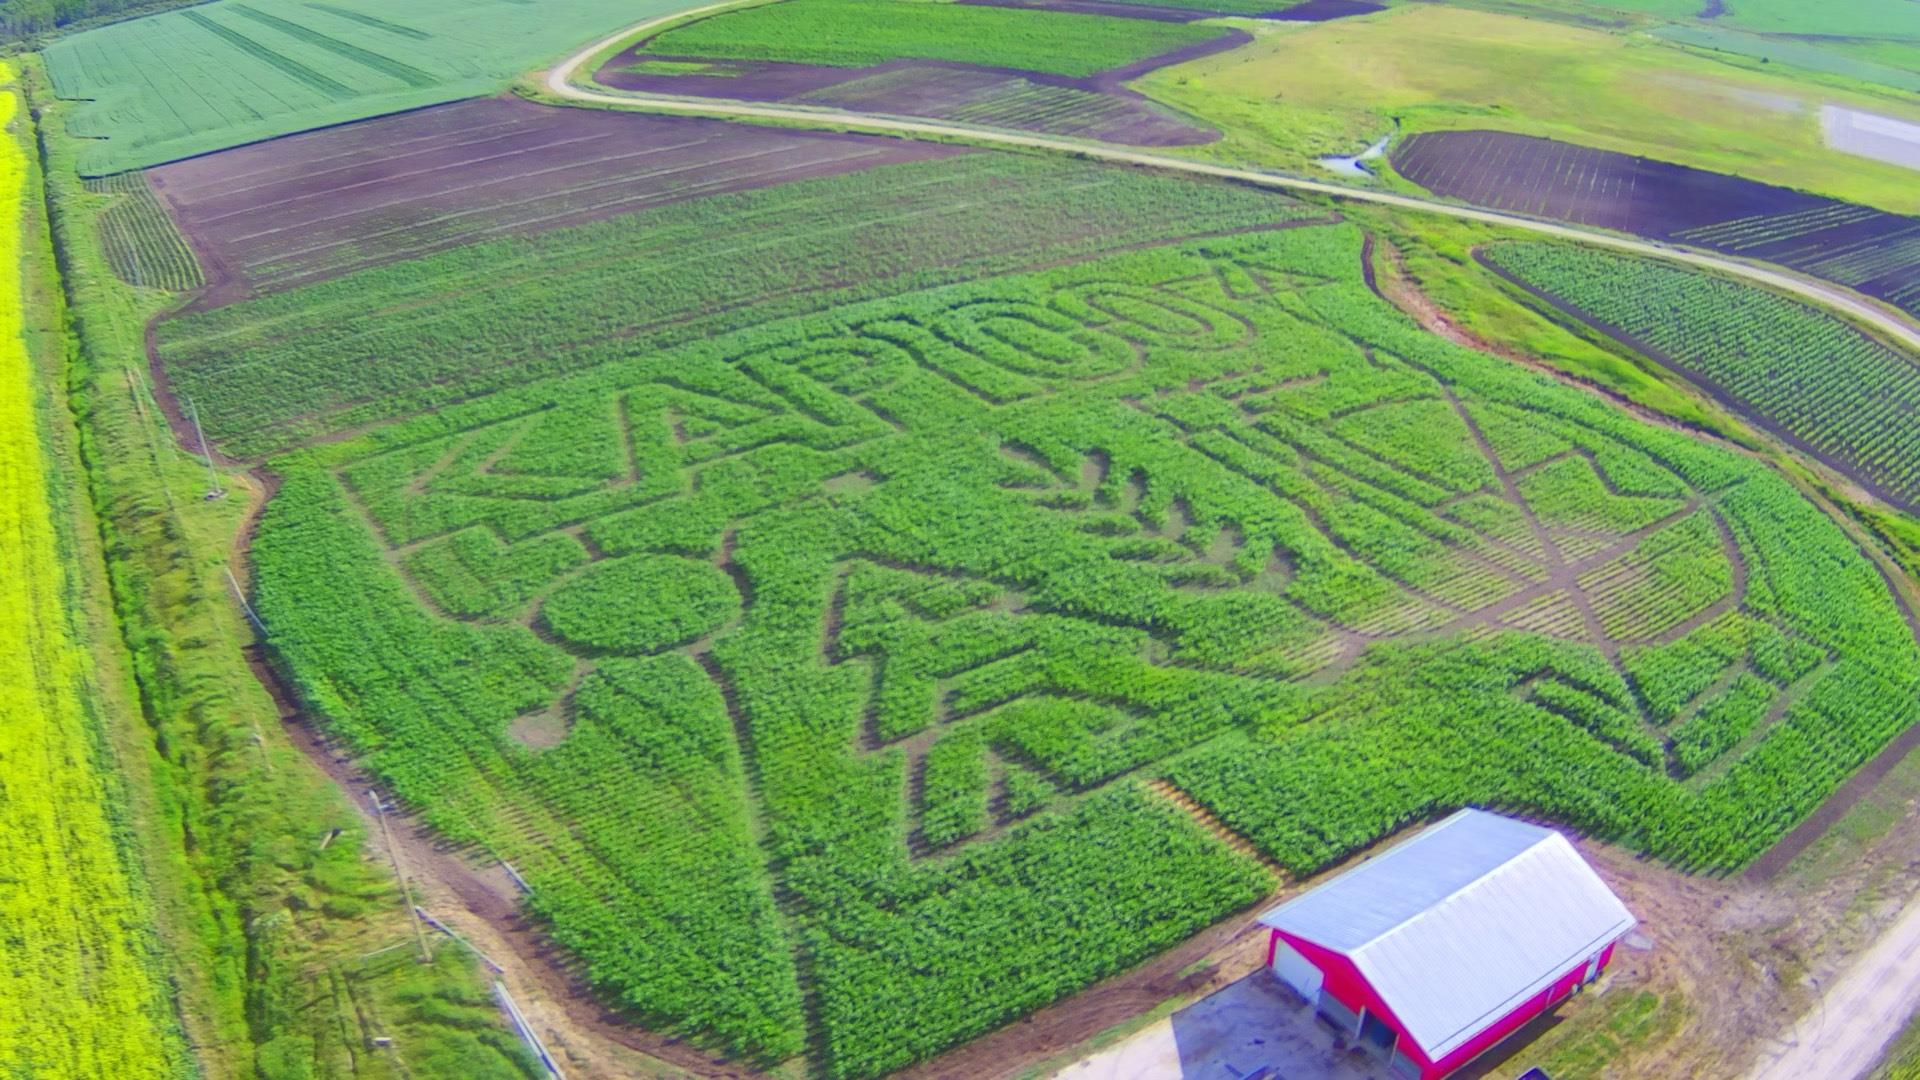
[593,26,1247,148]
[1391,130,1920,322]
[151,97,959,306]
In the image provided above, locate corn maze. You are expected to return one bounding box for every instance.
[1483,241,1920,512]
[236,220,1920,1077]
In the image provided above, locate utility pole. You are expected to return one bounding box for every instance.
[184,395,226,500]
[371,791,433,964]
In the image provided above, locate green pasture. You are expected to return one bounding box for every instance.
[1139,5,1920,212]
[1655,25,1920,90]
[636,0,1229,78]
[41,0,700,174]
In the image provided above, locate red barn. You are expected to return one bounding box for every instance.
[1259,809,1636,1080]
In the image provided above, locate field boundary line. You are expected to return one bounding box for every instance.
[543,13,1920,357]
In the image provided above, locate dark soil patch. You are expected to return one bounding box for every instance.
[1267,0,1386,21]
[592,29,1247,148]
[1394,130,1819,236]
[959,0,1221,23]
[151,96,957,306]
[1392,130,1920,321]
[965,0,1379,19]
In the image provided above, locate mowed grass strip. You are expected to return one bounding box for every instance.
[639,0,1228,77]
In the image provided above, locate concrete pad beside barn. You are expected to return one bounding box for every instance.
[1053,970,1387,1080]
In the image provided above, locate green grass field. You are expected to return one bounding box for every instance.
[1653,25,1920,91]
[636,0,1227,78]
[1478,0,1920,41]
[1710,0,1920,39]
[1138,5,1920,213]
[41,0,697,174]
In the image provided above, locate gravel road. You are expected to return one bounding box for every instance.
[544,6,1920,357]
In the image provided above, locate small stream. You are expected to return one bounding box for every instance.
[1317,132,1392,177]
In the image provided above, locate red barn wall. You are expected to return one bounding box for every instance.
[1427,942,1618,1078]
[1269,930,1623,1080]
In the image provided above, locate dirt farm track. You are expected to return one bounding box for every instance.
[545,3,1920,358]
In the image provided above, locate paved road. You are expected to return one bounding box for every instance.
[1748,899,1920,1080]
[545,8,1920,356]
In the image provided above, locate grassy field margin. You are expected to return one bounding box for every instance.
[18,54,540,1080]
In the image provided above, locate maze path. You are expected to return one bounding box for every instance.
[336,243,1793,840]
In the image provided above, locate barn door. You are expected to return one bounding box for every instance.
[1271,938,1325,1004]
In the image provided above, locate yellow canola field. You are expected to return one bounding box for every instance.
[0,62,185,1078]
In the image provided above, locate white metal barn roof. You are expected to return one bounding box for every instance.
[1258,808,1636,1060]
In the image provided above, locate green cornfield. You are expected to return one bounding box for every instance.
[219,210,1919,1076]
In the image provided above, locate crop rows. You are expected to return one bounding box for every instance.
[43,0,697,174]
[238,215,1920,1075]
[85,172,202,291]
[157,153,1315,456]
[1675,203,1886,252]
[1485,241,1920,511]
[150,100,952,301]
[225,4,437,87]
[1395,130,1920,321]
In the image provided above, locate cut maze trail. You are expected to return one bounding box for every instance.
[196,150,1920,1078]
[1146,778,1278,871]
[1378,238,1920,880]
[243,642,770,1079]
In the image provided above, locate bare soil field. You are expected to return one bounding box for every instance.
[1393,130,1920,320]
[151,97,956,304]
[1268,0,1385,21]
[592,32,1245,147]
